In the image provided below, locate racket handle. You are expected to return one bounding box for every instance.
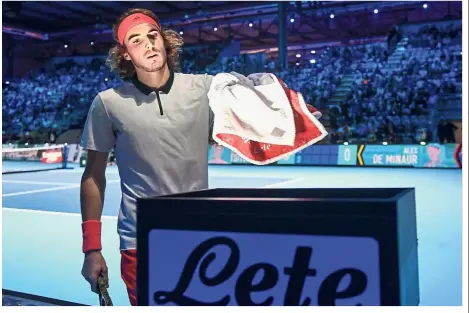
[97,274,113,306]
[97,275,106,287]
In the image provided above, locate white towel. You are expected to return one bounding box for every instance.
[207,72,296,147]
[208,72,328,165]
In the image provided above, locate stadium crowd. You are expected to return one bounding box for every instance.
[2,23,462,145]
[328,23,461,144]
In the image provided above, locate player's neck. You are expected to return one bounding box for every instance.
[136,65,170,89]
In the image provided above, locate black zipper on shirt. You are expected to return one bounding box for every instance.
[155,92,164,115]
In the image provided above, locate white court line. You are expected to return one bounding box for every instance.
[2,184,80,197]
[262,177,305,188]
[2,180,76,186]
[2,179,121,197]
[2,207,117,220]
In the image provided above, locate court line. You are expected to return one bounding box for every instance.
[57,169,296,181]
[2,180,121,197]
[2,180,77,186]
[2,207,117,219]
[262,177,305,188]
[59,168,298,179]
[2,184,80,197]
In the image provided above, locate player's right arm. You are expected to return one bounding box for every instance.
[79,94,116,293]
[80,150,109,293]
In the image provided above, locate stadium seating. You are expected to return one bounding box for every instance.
[2,23,462,146]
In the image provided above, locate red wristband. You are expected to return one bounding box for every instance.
[82,220,102,253]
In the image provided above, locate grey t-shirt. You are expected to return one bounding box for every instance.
[81,71,214,250]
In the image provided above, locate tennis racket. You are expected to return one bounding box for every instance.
[97,275,113,306]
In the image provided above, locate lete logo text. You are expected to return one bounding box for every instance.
[147,230,381,306]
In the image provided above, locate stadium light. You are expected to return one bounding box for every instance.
[105,78,109,82]
[6,81,10,85]
[344,142,349,146]
[290,18,295,23]
[90,41,94,46]
[296,62,300,66]
[311,50,316,54]
[214,27,218,31]
[25,143,29,146]
[310,59,316,64]
[296,53,301,58]
[423,3,428,9]
[330,14,334,19]
[64,44,68,48]
[382,142,388,146]
[374,9,379,14]
[179,31,184,35]
[249,22,253,27]
[184,14,189,19]
[420,142,427,146]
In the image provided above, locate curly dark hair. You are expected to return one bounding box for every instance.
[106,8,184,80]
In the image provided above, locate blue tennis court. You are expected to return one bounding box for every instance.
[2,165,462,306]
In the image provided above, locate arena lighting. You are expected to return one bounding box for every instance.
[310,59,316,64]
[382,142,388,146]
[374,9,379,14]
[179,31,184,35]
[423,3,428,9]
[214,27,218,31]
[311,50,316,54]
[184,14,189,19]
[290,18,295,23]
[64,44,68,48]
[296,53,301,58]
[249,22,253,27]
[6,81,10,85]
[420,142,427,146]
[105,78,109,82]
[344,142,349,146]
[330,14,334,19]
[90,41,94,46]
[295,62,300,66]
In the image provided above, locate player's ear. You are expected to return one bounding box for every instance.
[120,45,131,61]
[123,51,131,61]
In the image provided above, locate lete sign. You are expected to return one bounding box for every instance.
[137,187,419,306]
[147,230,381,306]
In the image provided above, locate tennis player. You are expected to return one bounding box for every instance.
[80,8,313,306]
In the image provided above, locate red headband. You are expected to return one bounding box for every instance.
[117,13,161,45]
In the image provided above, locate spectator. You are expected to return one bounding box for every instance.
[444,120,458,143]
[437,120,447,144]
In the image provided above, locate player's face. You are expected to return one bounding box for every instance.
[427,146,440,161]
[123,23,167,73]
